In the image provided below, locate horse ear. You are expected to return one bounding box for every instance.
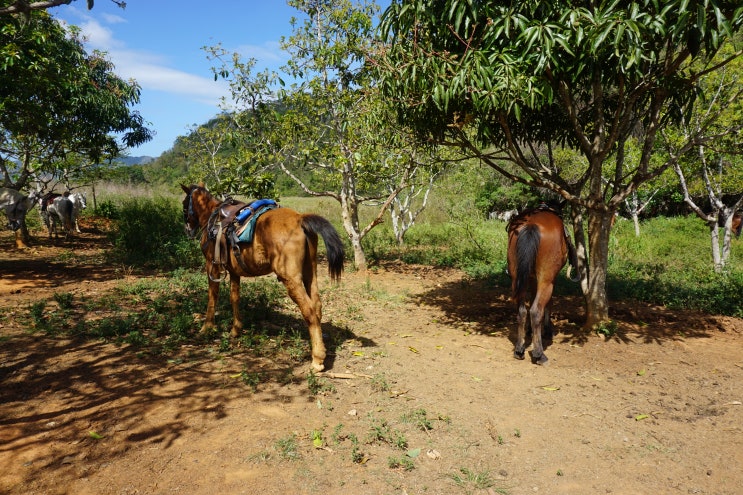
[198,181,205,188]
[181,184,191,194]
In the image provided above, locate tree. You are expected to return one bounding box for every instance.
[670,40,743,272]
[0,11,152,243]
[206,0,446,271]
[275,0,457,270]
[376,0,743,328]
[0,0,125,16]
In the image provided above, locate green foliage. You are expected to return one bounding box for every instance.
[448,467,498,492]
[387,455,415,471]
[376,0,743,324]
[400,408,433,432]
[110,196,202,270]
[274,434,301,460]
[307,370,336,395]
[95,200,119,219]
[367,415,408,449]
[607,216,743,316]
[0,11,152,190]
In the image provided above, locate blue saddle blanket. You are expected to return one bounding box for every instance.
[235,199,278,243]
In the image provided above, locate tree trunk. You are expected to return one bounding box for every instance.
[583,209,613,329]
[632,213,640,237]
[708,220,723,272]
[349,233,366,272]
[339,186,367,272]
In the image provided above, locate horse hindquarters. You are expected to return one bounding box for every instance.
[511,224,540,361]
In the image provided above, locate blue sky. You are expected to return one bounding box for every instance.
[51,1,316,158]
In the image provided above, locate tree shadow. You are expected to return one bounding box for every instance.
[0,305,372,490]
[408,273,727,349]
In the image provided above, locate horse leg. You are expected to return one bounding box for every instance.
[302,253,322,323]
[229,274,243,338]
[529,284,554,365]
[201,268,221,333]
[281,275,326,372]
[543,303,554,342]
[513,299,529,360]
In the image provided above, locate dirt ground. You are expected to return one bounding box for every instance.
[1,224,742,495]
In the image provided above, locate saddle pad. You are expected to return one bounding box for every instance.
[236,203,278,244]
[235,198,278,224]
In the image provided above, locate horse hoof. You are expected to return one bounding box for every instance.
[513,349,525,360]
[532,353,549,365]
[311,361,325,373]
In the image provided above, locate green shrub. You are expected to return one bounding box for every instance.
[110,196,202,270]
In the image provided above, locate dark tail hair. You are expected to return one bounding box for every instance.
[515,224,540,296]
[59,198,74,231]
[302,214,345,281]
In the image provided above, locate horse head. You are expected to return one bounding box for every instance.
[181,184,209,239]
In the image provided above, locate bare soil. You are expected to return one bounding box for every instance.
[1,223,742,495]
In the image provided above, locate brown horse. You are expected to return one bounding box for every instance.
[507,206,577,365]
[733,212,742,239]
[181,184,344,372]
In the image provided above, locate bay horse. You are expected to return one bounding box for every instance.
[507,205,577,365]
[181,184,345,372]
[733,212,741,239]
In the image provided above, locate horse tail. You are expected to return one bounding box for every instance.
[59,198,74,232]
[515,224,540,296]
[302,214,345,282]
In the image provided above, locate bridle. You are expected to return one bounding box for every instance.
[183,187,201,240]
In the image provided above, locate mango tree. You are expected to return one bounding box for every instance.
[376,0,743,328]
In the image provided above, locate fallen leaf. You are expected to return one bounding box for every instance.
[406,448,421,458]
[542,386,560,391]
[352,351,364,357]
[408,346,419,353]
[635,414,649,421]
[88,431,104,439]
[637,369,646,376]
[229,373,242,379]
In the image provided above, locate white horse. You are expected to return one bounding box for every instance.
[1,187,40,231]
[68,192,87,233]
[45,195,75,239]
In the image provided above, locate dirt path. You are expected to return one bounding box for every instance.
[1,227,742,495]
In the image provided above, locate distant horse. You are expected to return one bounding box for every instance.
[45,195,75,239]
[733,212,742,239]
[1,187,39,231]
[507,206,577,365]
[68,192,87,233]
[181,184,345,372]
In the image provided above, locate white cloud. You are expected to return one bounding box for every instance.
[236,41,287,66]
[70,16,229,106]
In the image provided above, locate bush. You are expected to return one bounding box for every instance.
[110,196,202,270]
